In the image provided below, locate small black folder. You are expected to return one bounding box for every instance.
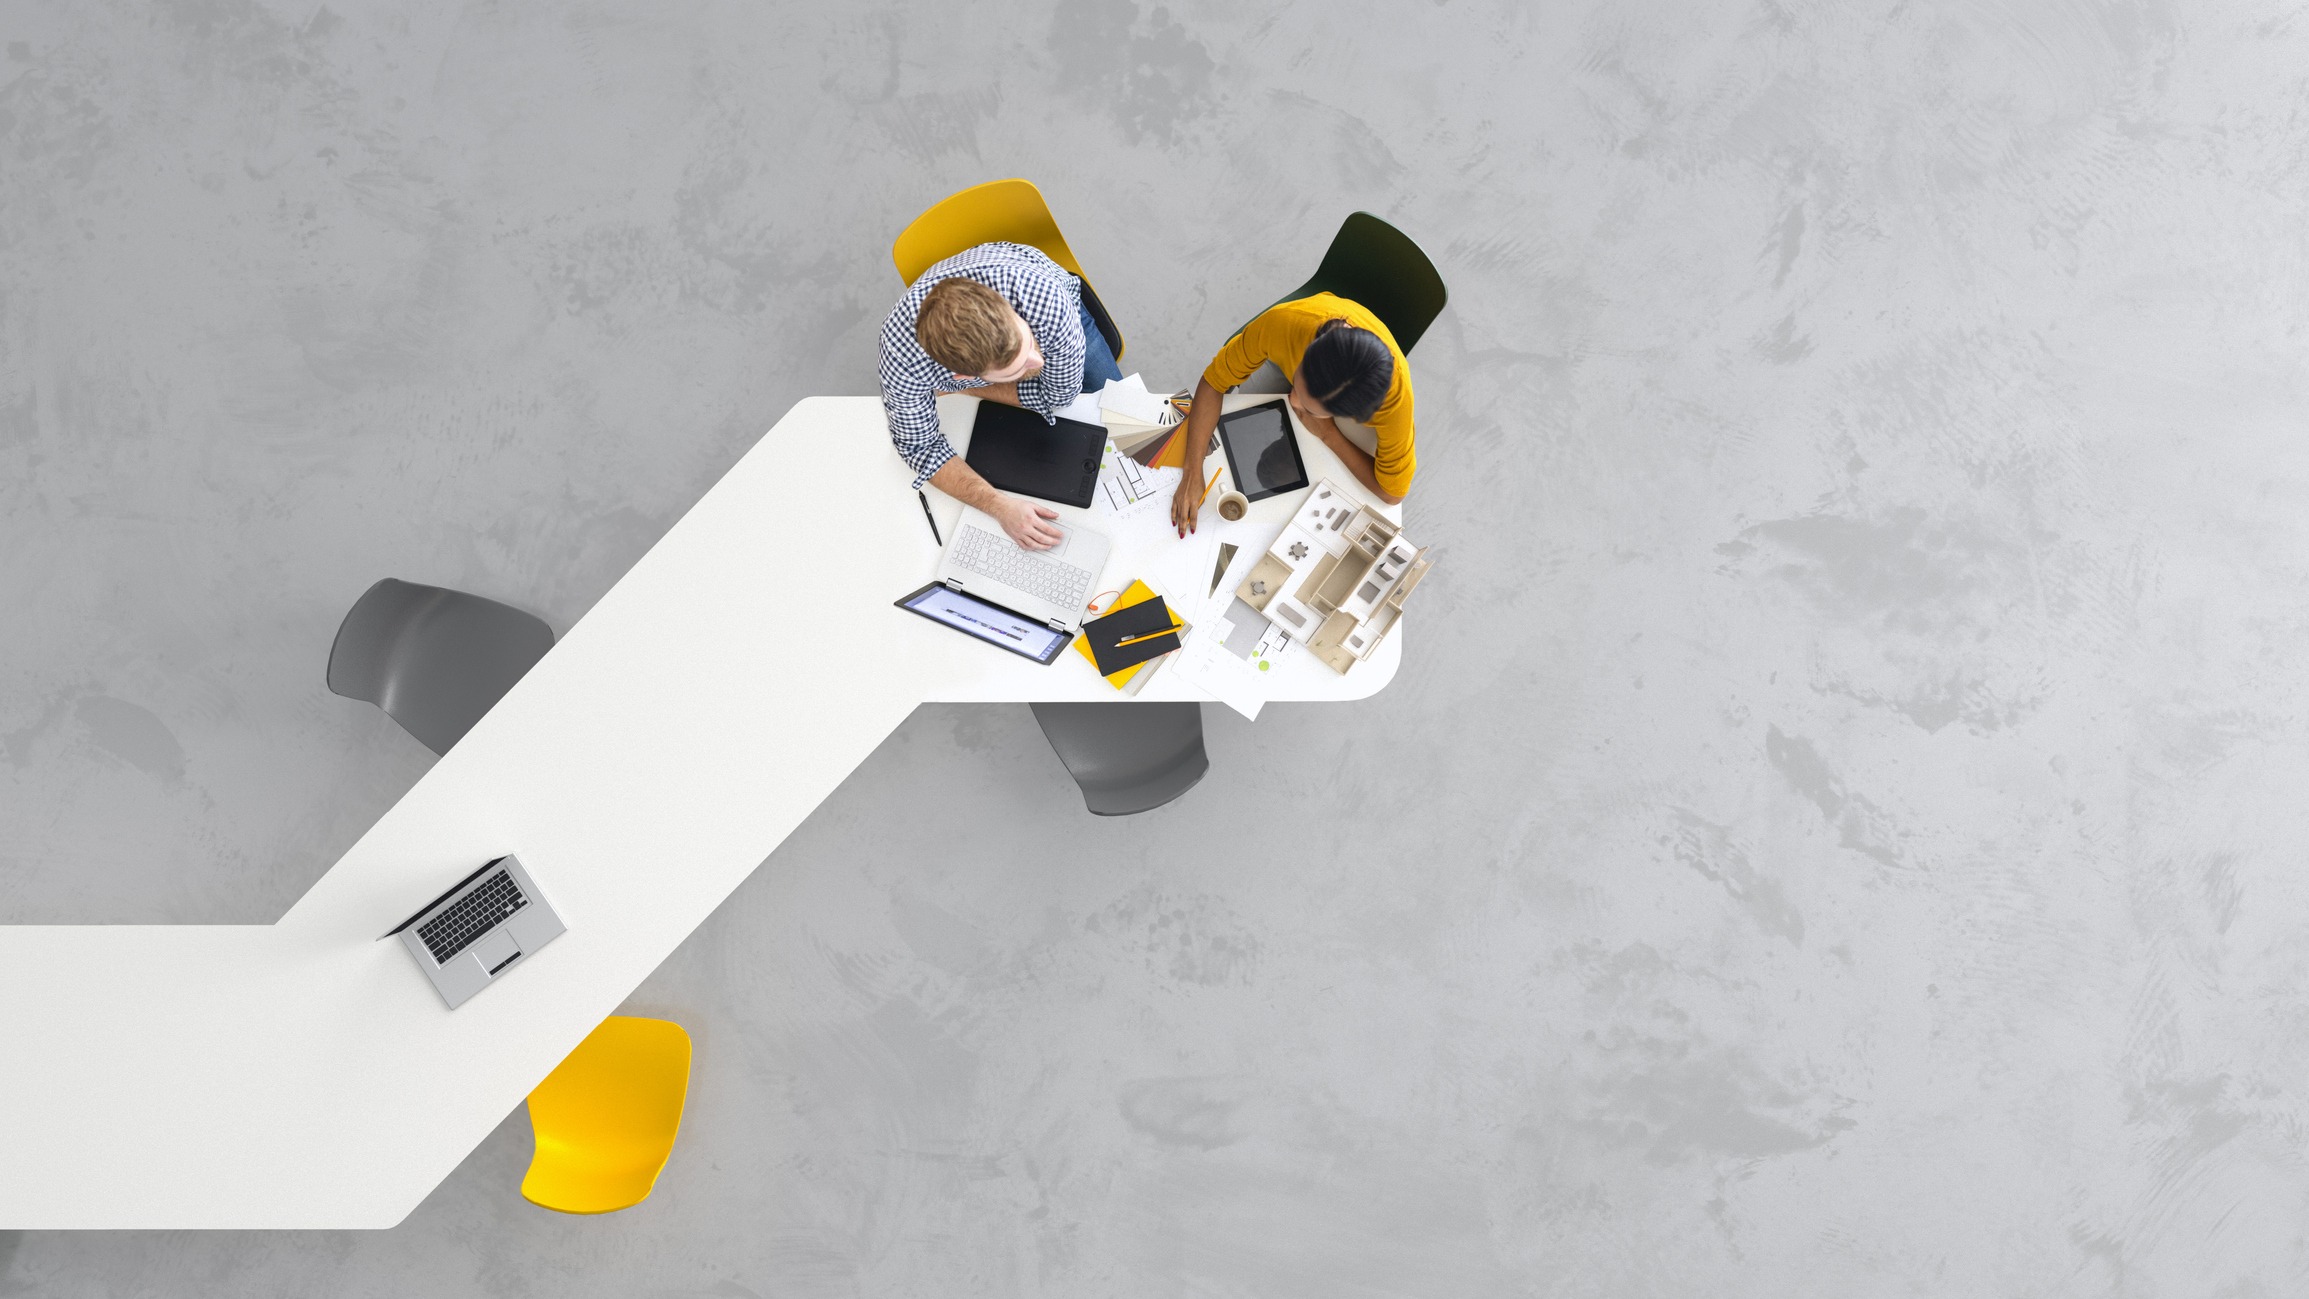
[965,402,1108,509]
[1082,596,1181,676]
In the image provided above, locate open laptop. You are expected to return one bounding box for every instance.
[931,504,1112,634]
[379,854,567,1009]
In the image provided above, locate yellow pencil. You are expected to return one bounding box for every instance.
[1180,466,1223,538]
[1113,624,1184,649]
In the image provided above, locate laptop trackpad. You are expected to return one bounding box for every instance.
[469,928,520,975]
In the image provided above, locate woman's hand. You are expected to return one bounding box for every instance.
[1169,461,1205,537]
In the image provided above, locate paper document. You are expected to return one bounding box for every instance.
[1093,436,1186,554]
[1159,534,1299,721]
[1143,530,1217,616]
[1098,438,1170,511]
[1097,373,1171,427]
[1056,391,1106,425]
[1169,599,1297,721]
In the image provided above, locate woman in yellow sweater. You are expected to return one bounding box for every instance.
[1168,292,1416,535]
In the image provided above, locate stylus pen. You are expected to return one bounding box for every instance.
[917,489,943,546]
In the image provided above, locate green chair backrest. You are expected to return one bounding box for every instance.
[1240,212,1450,357]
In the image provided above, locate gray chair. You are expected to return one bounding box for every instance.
[1029,702,1208,816]
[327,578,555,756]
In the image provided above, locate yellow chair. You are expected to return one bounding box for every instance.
[521,1016,692,1214]
[891,179,1124,361]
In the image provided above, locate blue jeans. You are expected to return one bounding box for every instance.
[1077,290,1123,393]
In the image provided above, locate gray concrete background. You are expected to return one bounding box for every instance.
[5,0,2309,1294]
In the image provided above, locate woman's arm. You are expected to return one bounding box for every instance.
[1291,403,1406,506]
[1167,377,1227,536]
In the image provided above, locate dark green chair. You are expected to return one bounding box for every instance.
[1236,212,1449,355]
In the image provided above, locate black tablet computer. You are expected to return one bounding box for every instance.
[1214,398,1311,502]
[895,582,1074,665]
[964,401,1107,509]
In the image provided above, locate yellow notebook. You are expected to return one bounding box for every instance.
[1073,580,1180,691]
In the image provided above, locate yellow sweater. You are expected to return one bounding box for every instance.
[1202,293,1417,497]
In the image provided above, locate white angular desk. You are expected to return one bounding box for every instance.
[0,395,1402,1228]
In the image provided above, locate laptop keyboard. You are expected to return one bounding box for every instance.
[418,869,528,965]
[953,526,1092,610]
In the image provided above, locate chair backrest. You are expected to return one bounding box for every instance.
[893,179,1086,284]
[892,179,1123,360]
[1030,701,1208,816]
[1250,211,1450,356]
[326,578,555,756]
[523,1016,693,1214]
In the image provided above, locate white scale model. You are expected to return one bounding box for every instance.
[1235,478,1435,674]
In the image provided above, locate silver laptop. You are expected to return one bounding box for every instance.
[933,503,1112,631]
[379,854,567,1009]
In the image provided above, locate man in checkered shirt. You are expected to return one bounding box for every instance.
[880,242,1122,550]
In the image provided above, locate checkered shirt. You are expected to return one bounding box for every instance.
[878,242,1086,488]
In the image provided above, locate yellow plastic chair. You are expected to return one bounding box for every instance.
[521,1016,692,1214]
[891,179,1124,361]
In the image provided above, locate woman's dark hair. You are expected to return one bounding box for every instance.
[1298,318,1394,422]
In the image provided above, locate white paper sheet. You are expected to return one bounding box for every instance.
[1097,373,1169,426]
[1092,436,1187,555]
[1096,438,1170,512]
[1142,529,1217,615]
[1056,391,1106,425]
[1168,607,1299,721]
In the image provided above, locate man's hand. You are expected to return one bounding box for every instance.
[926,460,1066,550]
[1169,463,1205,537]
[994,495,1066,550]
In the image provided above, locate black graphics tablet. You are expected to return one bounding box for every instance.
[895,582,1074,665]
[964,401,1107,509]
[1214,398,1312,502]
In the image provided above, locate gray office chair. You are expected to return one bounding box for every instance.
[1029,702,1208,816]
[327,578,555,756]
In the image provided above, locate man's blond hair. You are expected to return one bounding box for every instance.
[915,278,1019,376]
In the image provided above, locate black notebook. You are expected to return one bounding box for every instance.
[1081,595,1182,676]
[964,401,1108,509]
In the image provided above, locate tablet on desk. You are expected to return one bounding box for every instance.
[1214,398,1312,502]
[896,582,1075,665]
[964,401,1107,509]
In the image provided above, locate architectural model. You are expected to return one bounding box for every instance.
[1236,479,1434,673]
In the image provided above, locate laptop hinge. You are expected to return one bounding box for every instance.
[1047,618,1069,632]
[942,578,964,591]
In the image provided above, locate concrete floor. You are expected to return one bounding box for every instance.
[6,0,2309,1294]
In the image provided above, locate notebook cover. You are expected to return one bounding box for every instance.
[1082,594,1181,676]
[1074,581,1162,688]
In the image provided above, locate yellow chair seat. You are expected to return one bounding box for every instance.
[521,1015,692,1214]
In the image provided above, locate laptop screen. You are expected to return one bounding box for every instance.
[896,583,1072,665]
